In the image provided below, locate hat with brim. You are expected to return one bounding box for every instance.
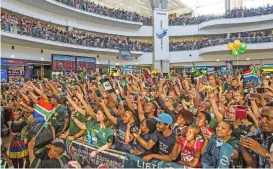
[154,113,173,125]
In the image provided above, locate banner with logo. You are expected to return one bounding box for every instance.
[71,140,125,168]
[153,8,169,61]
[72,141,184,168]
[119,48,132,59]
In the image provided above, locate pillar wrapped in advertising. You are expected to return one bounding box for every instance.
[153,8,170,73]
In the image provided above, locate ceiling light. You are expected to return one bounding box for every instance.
[216,59,220,61]
[135,62,138,65]
[246,58,250,60]
[11,55,14,58]
[116,63,119,65]
[41,58,44,61]
[97,61,100,64]
[189,60,192,62]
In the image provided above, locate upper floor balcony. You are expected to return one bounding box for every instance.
[18,0,148,29]
[3,0,273,37]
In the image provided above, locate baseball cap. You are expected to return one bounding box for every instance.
[50,94,60,103]
[154,113,173,125]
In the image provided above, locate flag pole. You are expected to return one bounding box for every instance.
[33,112,54,140]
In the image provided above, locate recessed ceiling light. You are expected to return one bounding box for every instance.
[216,59,220,61]
[116,63,119,65]
[97,61,100,64]
[41,58,44,61]
[11,55,14,58]
[246,58,250,60]
[135,62,138,65]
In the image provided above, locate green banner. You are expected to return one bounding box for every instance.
[124,153,184,168]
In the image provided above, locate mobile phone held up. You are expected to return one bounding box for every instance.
[250,93,259,98]
[134,92,139,102]
[256,88,265,94]
[100,78,115,93]
[235,106,248,119]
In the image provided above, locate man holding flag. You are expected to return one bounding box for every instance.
[19,81,56,162]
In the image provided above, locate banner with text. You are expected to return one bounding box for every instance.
[72,141,184,168]
[153,8,169,61]
[71,141,125,168]
[124,153,184,168]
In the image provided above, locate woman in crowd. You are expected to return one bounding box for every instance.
[71,104,114,157]
[173,110,194,137]
[125,118,157,156]
[8,110,28,168]
[201,119,241,168]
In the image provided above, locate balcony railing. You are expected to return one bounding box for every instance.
[169,6,273,26]
[169,37,273,51]
[54,0,153,26]
[1,21,153,52]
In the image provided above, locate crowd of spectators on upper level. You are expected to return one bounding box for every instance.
[169,4,273,26]
[54,0,272,26]
[1,12,153,52]
[55,0,153,25]
[1,10,273,52]
[169,29,273,51]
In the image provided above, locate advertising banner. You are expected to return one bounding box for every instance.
[0,69,8,83]
[71,141,184,168]
[153,8,169,61]
[71,141,125,168]
[119,48,132,59]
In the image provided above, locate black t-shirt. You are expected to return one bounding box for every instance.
[115,118,132,152]
[31,158,61,168]
[150,130,176,155]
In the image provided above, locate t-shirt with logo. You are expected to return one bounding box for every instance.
[69,112,87,136]
[179,138,203,168]
[150,130,176,155]
[115,118,132,152]
[226,136,242,168]
[85,120,113,147]
[232,124,254,139]
[51,105,69,131]
[132,133,153,155]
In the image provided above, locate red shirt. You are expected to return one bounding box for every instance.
[179,138,203,167]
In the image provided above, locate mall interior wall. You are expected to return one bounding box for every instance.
[1,43,153,66]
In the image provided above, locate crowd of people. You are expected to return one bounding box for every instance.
[169,4,273,26]
[55,0,153,26]
[2,10,272,53]
[170,29,273,51]
[56,0,273,27]
[1,65,273,168]
[1,12,153,52]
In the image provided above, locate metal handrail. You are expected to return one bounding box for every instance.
[1,21,153,52]
[169,36,273,51]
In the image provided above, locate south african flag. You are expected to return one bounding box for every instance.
[32,99,54,124]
